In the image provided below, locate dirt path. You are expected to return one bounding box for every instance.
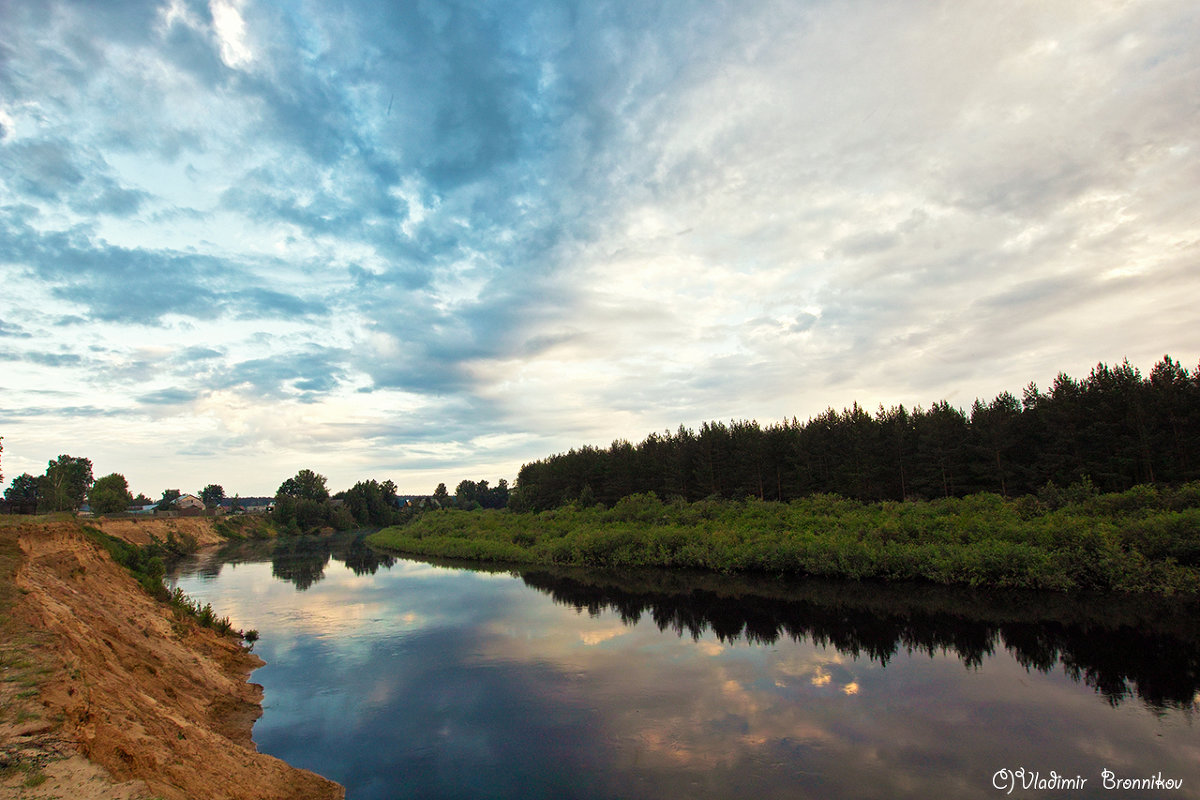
[0,518,343,800]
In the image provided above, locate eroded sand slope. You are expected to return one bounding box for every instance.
[2,519,343,800]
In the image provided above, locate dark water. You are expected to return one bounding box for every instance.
[168,534,1200,800]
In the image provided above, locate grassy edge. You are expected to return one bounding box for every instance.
[368,492,1200,596]
[79,525,257,643]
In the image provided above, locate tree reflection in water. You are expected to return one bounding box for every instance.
[268,534,397,589]
[515,567,1200,710]
[176,532,397,591]
[175,538,1200,710]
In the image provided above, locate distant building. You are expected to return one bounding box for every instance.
[403,496,442,510]
[174,494,204,510]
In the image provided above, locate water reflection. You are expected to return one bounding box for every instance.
[179,537,1200,709]
[168,536,1200,800]
[180,533,396,590]
[512,567,1200,710]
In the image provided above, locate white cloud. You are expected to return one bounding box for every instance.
[1,0,1197,494]
[210,0,254,69]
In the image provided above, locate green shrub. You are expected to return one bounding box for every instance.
[366,489,1200,596]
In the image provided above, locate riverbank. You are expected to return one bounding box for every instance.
[0,517,343,800]
[368,486,1200,595]
[83,513,279,548]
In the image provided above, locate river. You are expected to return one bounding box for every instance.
[168,533,1199,800]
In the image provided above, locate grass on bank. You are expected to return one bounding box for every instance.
[368,482,1200,595]
[80,525,256,642]
[213,514,280,540]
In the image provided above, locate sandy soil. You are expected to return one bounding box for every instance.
[0,519,343,800]
[85,516,230,548]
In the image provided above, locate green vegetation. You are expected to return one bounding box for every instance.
[88,472,133,514]
[213,514,279,540]
[510,356,1200,510]
[165,586,240,636]
[155,488,182,511]
[369,482,1200,595]
[452,478,510,510]
[82,525,182,598]
[2,472,38,509]
[200,483,226,509]
[272,470,411,534]
[0,759,47,788]
[80,526,251,640]
[23,454,93,513]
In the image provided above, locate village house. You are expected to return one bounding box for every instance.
[174,494,205,510]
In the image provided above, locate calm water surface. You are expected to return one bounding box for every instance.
[169,534,1200,800]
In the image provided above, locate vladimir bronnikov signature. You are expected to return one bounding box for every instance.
[991,769,1088,794]
[991,767,1184,794]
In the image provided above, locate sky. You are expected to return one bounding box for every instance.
[2,0,1198,498]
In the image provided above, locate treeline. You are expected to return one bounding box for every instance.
[271,471,512,532]
[271,469,407,533]
[509,356,1200,511]
[450,478,510,509]
[1,454,235,516]
[3,454,101,513]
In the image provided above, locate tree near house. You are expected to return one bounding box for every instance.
[89,473,133,514]
[277,469,329,501]
[200,484,226,509]
[341,480,397,527]
[156,489,182,511]
[274,469,332,532]
[294,469,328,501]
[38,454,93,512]
[452,478,510,509]
[454,479,481,509]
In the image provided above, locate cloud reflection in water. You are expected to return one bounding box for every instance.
[170,536,1200,800]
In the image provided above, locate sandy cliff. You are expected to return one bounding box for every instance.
[85,515,232,548]
[0,518,344,800]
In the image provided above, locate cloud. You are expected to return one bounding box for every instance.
[211,346,351,400]
[0,138,151,215]
[0,349,85,367]
[235,288,327,319]
[0,404,115,422]
[138,387,197,405]
[0,320,33,338]
[0,0,1197,493]
[0,216,331,324]
[178,345,224,361]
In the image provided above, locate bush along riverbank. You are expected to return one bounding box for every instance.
[368,482,1200,595]
[81,525,257,641]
